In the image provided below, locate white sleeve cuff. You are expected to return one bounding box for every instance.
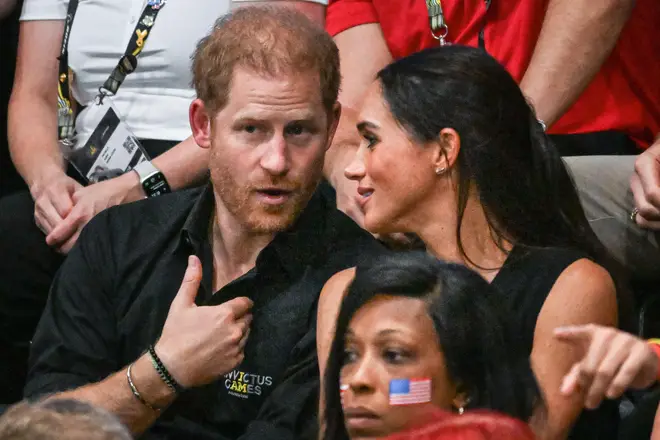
[20,0,67,21]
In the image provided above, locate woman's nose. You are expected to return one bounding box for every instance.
[346,358,377,394]
[344,146,366,181]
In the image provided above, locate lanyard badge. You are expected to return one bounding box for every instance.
[56,0,166,183]
[68,100,149,184]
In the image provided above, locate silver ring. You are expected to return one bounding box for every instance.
[630,207,639,223]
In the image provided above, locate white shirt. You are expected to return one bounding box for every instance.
[21,0,327,142]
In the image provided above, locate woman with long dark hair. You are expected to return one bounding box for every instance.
[322,252,540,440]
[318,45,626,439]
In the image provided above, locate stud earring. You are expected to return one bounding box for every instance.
[458,406,465,415]
[435,166,446,175]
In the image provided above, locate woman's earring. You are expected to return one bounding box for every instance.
[458,406,465,415]
[435,166,446,175]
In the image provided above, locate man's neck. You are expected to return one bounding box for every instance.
[209,201,277,292]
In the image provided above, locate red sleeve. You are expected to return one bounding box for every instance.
[648,339,660,382]
[325,0,379,37]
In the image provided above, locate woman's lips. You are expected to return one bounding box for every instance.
[356,187,373,209]
[344,406,381,430]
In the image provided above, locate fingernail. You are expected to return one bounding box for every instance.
[188,255,195,266]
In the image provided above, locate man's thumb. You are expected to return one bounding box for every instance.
[173,255,202,307]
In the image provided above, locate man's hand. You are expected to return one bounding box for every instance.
[45,172,143,253]
[155,256,253,388]
[555,324,658,409]
[631,137,660,229]
[30,169,83,236]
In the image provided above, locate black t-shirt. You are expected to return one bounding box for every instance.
[492,246,619,440]
[25,182,384,439]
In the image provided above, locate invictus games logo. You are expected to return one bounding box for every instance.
[224,370,273,399]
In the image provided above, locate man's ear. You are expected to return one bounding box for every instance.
[190,98,212,149]
[325,102,343,151]
[430,128,461,173]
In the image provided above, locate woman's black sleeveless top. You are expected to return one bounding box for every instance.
[491,246,619,440]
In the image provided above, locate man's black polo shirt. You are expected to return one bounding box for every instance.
[25,183,383,439]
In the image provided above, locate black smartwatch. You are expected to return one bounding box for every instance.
[133,161,171,198]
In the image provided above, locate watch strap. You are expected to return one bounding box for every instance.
[133,160,160,182]
[133,160,171,198]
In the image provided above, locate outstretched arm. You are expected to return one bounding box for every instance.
[554,324,659,408]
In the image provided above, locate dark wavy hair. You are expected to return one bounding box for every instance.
[322,252,542,440]
[374,45,631,330]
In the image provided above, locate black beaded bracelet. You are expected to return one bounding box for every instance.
[148,345,184,395]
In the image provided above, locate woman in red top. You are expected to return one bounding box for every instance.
[383,409,536,440]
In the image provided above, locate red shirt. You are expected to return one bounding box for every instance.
[383,409,535,440]
[326,0,660,149]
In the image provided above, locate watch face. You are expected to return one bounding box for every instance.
[143,172,171,197]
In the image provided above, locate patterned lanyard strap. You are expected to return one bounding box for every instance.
[57,0,167,143]
[424,0,492,48]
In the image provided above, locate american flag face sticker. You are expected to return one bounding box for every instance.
[389,378,432,405]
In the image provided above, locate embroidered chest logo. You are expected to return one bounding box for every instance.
[224,370,273,399]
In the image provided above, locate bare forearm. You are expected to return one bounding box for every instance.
[335,24,392,109]
[51,354,175,435]
[152,136,209,191]
[520,0,635,127]
[7,91,65,188]
[323,126,359,185]
[324,24,392,181]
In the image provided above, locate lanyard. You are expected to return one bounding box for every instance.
[424,0,492,48]
[57,0,167,142]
